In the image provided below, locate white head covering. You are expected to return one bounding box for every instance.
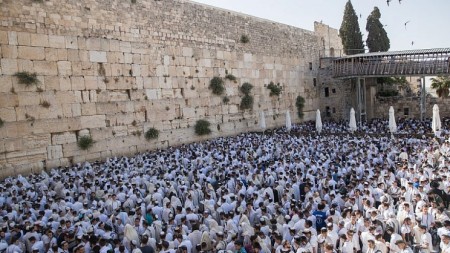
[124,224,140,244]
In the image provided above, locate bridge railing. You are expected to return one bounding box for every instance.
[332,49,450,78]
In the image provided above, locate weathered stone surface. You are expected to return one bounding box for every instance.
[0,0,341,174]
[89,51,107,63]
[52,132,77,145]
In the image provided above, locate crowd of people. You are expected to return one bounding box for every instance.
[0,119,449,253]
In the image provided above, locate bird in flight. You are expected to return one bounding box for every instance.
[387,0,391,6]
[411,41,414,46]
[399,0,402,3]
[404,21,410,30]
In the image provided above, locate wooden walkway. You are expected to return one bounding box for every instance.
[333,48,450,78]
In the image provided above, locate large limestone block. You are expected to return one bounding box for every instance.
[52,132,77,145]
[30,34,49,47]
[1,59,18,74]
[0,107,16,121]
[23,134,51,149]
[89,51,107,63]
[34,61,57,75]
[0,94,18,108]
[2,45,18,58]
[0,76,12,93]
[145,89,161,100]
[57,61,72,76]
[18,92,40,106]
[182,107,196,119]
[48,35,66,49]
[65,36,78,49]
[80,115,106,128]
[71,76,85,90]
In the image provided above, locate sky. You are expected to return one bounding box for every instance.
[191,0,450,52]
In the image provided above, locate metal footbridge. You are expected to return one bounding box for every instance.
[331,48,450,123]
[333,48,450,78]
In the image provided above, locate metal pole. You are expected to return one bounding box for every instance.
[420,76,426,121]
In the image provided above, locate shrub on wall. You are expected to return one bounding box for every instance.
[14,72,39,86]
[195,119,211,136]
[240,82,253,95]
[240,82,254,110]
[296,95,305,119]
[209,77,225,95]
[267,82,282,96]
[240,95,254,110]
[240,35,250,44]
[145,128,159,140]
[0,118,3,128]
[77,136,94,150]
[225,74,237,81]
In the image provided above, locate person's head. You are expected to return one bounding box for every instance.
[442,234,450,244]
[234,240,244,250]
[368,239,375,248]
[395,240,406,249]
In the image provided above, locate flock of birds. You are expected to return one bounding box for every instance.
[363,0,415,47]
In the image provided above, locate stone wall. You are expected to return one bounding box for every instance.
[0,0,340,176]
[372,96,450,119]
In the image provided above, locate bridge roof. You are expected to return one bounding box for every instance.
[337,48,450,59]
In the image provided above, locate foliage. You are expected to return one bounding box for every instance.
[77,136,94,150]
[267,82,282,96]
[377,77,408,85]
[296,96,305,119]
[222,96,230,104]
[0,118,3,128]
[377,90,399,97]
[145,128,159,140]
[240,82,253,95]
[366,7,390,52]
[339,0,365,55]
[40,100,51,108]
[240,35,250,44]
[131,0,136,3]
[209,77,225,95]
[225,74,237,81]
[431,76,450,98]
[194,119,211,136]
[240,95,254,110]
[14,72,39,86]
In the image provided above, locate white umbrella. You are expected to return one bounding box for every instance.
[349,108,357,133]
[316,109,322,134]
[388,106,397,134]
[260,111,266,131]
[432,104,441,134]
[285,110,292,132]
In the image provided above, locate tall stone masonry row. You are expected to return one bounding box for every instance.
[0,0,343,177]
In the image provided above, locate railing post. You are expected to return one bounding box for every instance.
[420,76,426,121]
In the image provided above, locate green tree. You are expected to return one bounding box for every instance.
[339,0,364,55]
[366,7,390,52]
[431,76,450,98]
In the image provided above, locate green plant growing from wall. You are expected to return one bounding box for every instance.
[240,35,250,44]
[209,77,225,95]
[0,118,4,128]
[296,95,305,119]
[77,136,94,150]
[240,82,253,95]
[40,100,51,108]
[240,82,254,110]
[240,95,254,110]
[195,119,211,136]
[225,74,237,81]
[222,96,230,104]
[145,128,159,140]
[267,82,282,96]
[14,72,39,86]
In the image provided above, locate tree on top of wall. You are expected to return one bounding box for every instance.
[339,0,365,55]
[366,7,390,52]
[431,76,450,98]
